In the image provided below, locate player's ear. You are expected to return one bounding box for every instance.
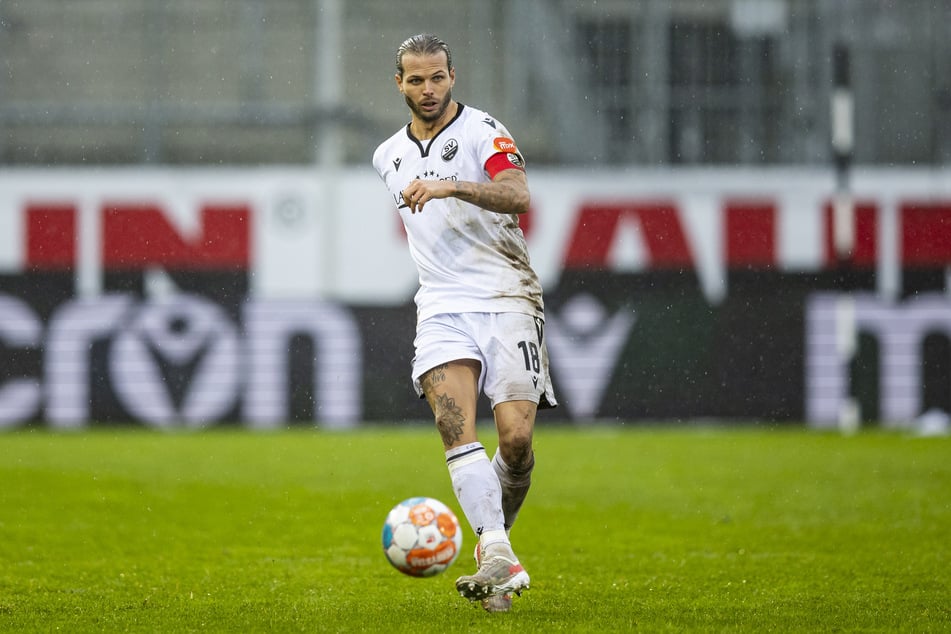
[395,74,403,93]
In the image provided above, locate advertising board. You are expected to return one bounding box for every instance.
[1,168,949,428]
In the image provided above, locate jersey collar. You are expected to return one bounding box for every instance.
[404,103,466,157]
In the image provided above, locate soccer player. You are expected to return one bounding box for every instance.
[372,33,557,612]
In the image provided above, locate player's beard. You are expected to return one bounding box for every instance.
[406,90,452,124]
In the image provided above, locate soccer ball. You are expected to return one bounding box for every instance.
[382,497,463,577]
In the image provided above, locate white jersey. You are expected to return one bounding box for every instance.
[372,104,544,323]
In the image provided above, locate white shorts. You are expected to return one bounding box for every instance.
[412,312,558,410]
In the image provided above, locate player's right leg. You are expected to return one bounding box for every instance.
[422,359,501,542]
[474,542,514,612]
[418,359,523,603]
[455,400,536,607]
[455,540,530,602]
[458,399,537,611]
[419,361,528,604]
[420,359,481,449]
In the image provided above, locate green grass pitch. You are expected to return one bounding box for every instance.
[1,424,949,632]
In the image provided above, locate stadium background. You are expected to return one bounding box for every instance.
[1,0,950,431]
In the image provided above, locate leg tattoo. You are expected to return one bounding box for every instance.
[434,393,466,446]
[422,364,467,446]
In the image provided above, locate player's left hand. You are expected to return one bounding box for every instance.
[402,179,449,213]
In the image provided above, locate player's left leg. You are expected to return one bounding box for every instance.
[493,399,537,532]
[453,313,545,605]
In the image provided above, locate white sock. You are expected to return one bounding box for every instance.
[492,448,534,531]
[445,443,506,542]
[479,529,513,559]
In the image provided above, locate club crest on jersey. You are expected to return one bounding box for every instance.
[493,137,518,153]
[441,139,458,161]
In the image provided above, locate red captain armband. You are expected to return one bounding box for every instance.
[484,151,526,178]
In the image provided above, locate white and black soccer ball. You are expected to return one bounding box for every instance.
[382,497,463,577]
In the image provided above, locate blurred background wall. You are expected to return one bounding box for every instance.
[2,0,950,432]
[2,0,949,167]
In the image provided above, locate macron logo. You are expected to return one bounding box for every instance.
[393,158,402,171]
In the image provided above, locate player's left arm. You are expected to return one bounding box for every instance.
[401,161,529,215]
[451,168,530,215]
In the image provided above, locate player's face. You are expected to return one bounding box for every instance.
[397,52,454,124]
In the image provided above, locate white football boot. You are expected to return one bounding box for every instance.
[456,542,528,607]
[472,544,513,612]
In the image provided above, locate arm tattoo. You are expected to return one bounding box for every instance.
[452,172,529,214]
